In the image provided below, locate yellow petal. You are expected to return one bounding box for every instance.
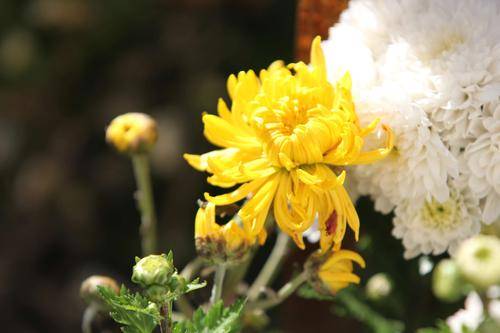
[204,176,268,205]
[352,124,394,164]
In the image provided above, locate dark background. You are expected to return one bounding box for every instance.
[0,1,454,332]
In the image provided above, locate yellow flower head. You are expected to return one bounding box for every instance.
[106,113,158,154]
[307,249,366,295]
[195,202,254,264]
[185,36,393,252]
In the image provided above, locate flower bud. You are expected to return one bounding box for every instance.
[455,235,500,290]
[131,253,175,288]
[106,113,157,154]
[432,259,464,302]
[305,249,366,295]
[80,275,120,310]
[365,273,392,301]
[195,202,254,264]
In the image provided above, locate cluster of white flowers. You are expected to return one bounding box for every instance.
[321,0,500,258]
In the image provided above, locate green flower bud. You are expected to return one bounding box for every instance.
[455,235,500,291]
[365,273,392,301]
[432,259,464,302]
[80,275,119,310]
[132,254,175,288]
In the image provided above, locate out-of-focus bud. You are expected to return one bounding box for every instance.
[132,253,175,288]
[195,202,254,264]
[243,309,270,330]
[106,113,158,154]
[455,235,500,291]
[305,249,366,296]
[80,275,120,310]
[365,273,392,301]
[432,259,464,302]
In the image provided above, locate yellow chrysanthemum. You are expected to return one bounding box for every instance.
[185,36,393,252]
[195,202,254,263]
[316,250,366,294]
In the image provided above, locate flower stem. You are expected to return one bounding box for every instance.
[132,154,157,256]
[247,231,290,301]
[210,264,227,304]
[81,306,97,333]
[175,257,203,317]
[249,272,307,310]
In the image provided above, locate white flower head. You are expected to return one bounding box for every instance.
[322,0,500,254]
[392,181,481,259]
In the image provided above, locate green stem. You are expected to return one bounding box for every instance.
[247,231,290,301]
[249,272,307,310]
[132,154,157,256]
[166,301,173,333]
[180,257,203,280]
[210,264,227,304]
[223,250,255,299]
[175,257,203,317]
[82,306,97,333]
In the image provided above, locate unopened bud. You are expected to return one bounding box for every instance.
[132,253,175,288]
[432,259,464,302]
[366,273,392,301]
[455,235,500,290]
[195,202,254,264]
[80,275,119,310]
[106,113,157,154]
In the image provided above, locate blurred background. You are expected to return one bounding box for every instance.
[0,0,454,332]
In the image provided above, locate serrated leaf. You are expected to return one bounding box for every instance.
[173,299,245,333]
[98,285,162,333]
[185,278,207,294]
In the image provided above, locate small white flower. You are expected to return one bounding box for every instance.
[303,216,321,244]
[392,182,481,259]
[447,292,484,333]
[454,234,500,290]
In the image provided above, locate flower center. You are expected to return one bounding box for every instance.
[421,194,460,229]
[254,97,337,169]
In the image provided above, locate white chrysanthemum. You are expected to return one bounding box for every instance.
[463,101,500,224]
[392,182,481,259]
[352,94,458,213]
[323,0,500,235]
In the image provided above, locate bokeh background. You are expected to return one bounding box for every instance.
[0,1,455,332]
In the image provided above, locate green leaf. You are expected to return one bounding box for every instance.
[298,284,404,333]
[98,285,162,333]
[173,299,245,333]
[185,277,207,294]
[161,274,207,303]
